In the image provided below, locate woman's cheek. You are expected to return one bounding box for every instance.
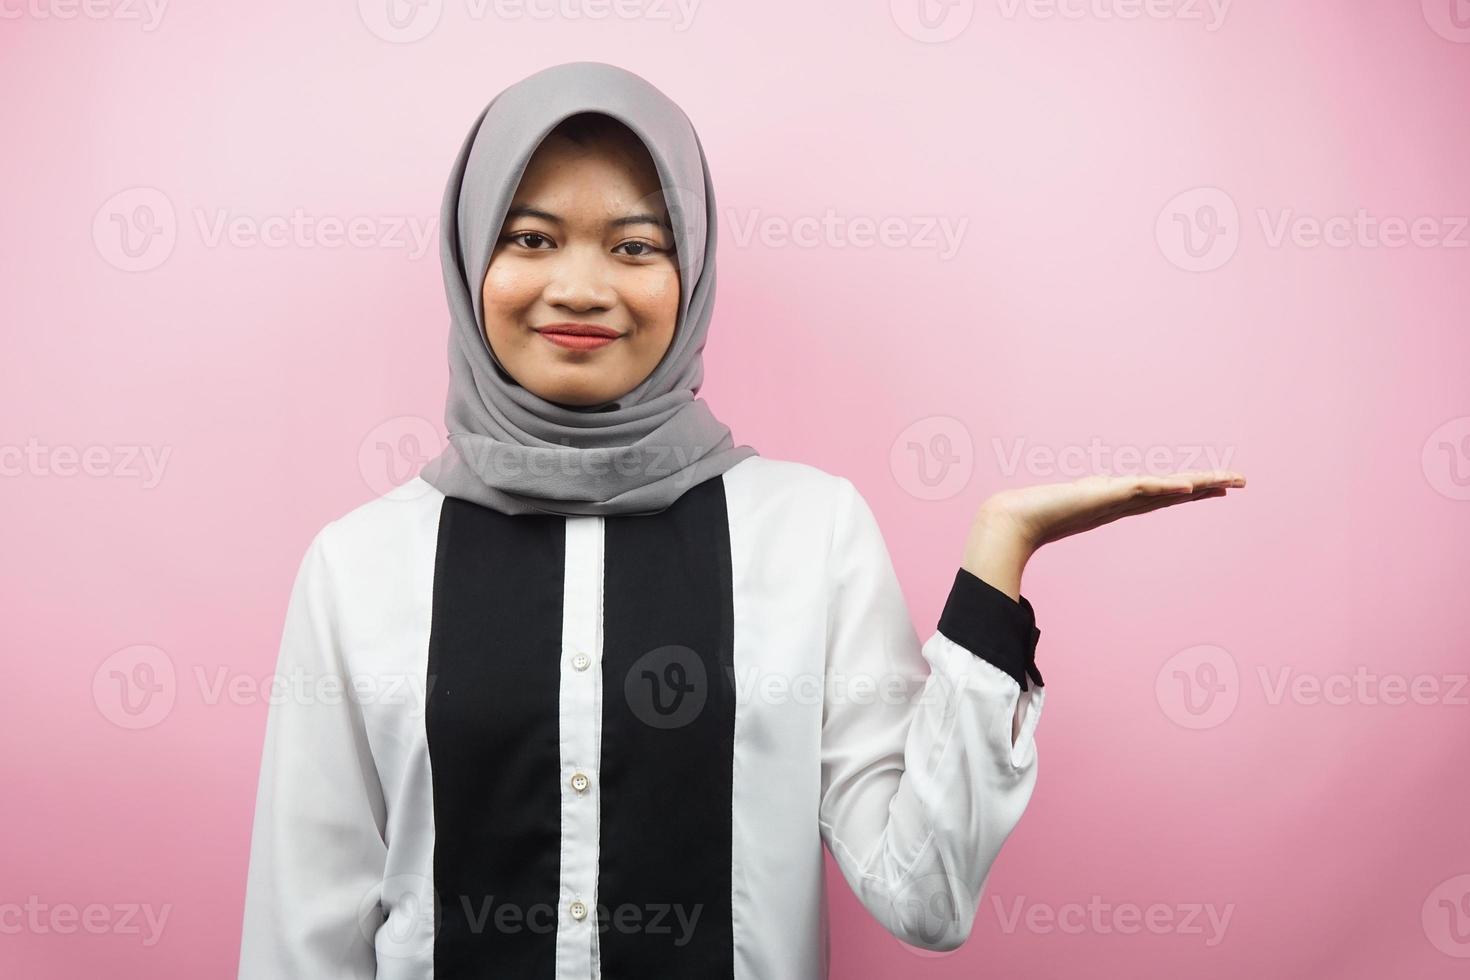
[626,265,681,325]
[483,264,537,305]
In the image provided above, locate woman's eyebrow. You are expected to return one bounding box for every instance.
[610,213,669,229]
[504,204,669,229]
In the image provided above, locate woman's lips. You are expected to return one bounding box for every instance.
[537,330,618,351]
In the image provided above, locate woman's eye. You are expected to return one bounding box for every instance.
[615,241,664,257]
[506,232,553,249]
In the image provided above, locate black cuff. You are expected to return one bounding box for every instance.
[936,567,1044,691]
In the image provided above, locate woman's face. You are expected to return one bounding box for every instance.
[481,127,681,408]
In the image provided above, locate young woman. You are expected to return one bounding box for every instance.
[237,61,1245,980]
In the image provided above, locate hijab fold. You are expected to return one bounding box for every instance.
[418,61,758,517]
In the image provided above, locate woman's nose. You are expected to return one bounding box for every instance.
[542,247,617,312]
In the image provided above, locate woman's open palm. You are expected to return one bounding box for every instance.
[982,469,1248,552]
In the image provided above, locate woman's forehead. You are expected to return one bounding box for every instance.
[499,200,672,233]
[507,146,671,225]
[523,127,661,184]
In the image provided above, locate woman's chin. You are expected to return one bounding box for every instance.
[530,380,624,411]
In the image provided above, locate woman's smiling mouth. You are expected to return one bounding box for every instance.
[534,322,623,351]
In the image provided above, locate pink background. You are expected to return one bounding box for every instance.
[3,1,1469,976]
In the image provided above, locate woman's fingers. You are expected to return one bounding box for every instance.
[1111,484,1231,520]
[1132,475,1198,496]
[1038,482,1221,540]
[1173,469,1247,488]
[979,468,1247,551]
[1129,470,1246,497]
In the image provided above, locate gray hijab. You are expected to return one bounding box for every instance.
[418,61,758,518]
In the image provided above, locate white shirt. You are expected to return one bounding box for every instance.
[237,454,1046,979]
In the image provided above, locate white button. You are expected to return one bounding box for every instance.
[570,771,589,793]
[569,900,587,921]
[571,652,591,672]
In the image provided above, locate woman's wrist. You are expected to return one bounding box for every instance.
[961,503,1037,602]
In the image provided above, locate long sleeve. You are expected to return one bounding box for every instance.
[237,527,389,978]
[817,477,1047,953]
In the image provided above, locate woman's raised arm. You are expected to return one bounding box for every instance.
[817,476,1045,953]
